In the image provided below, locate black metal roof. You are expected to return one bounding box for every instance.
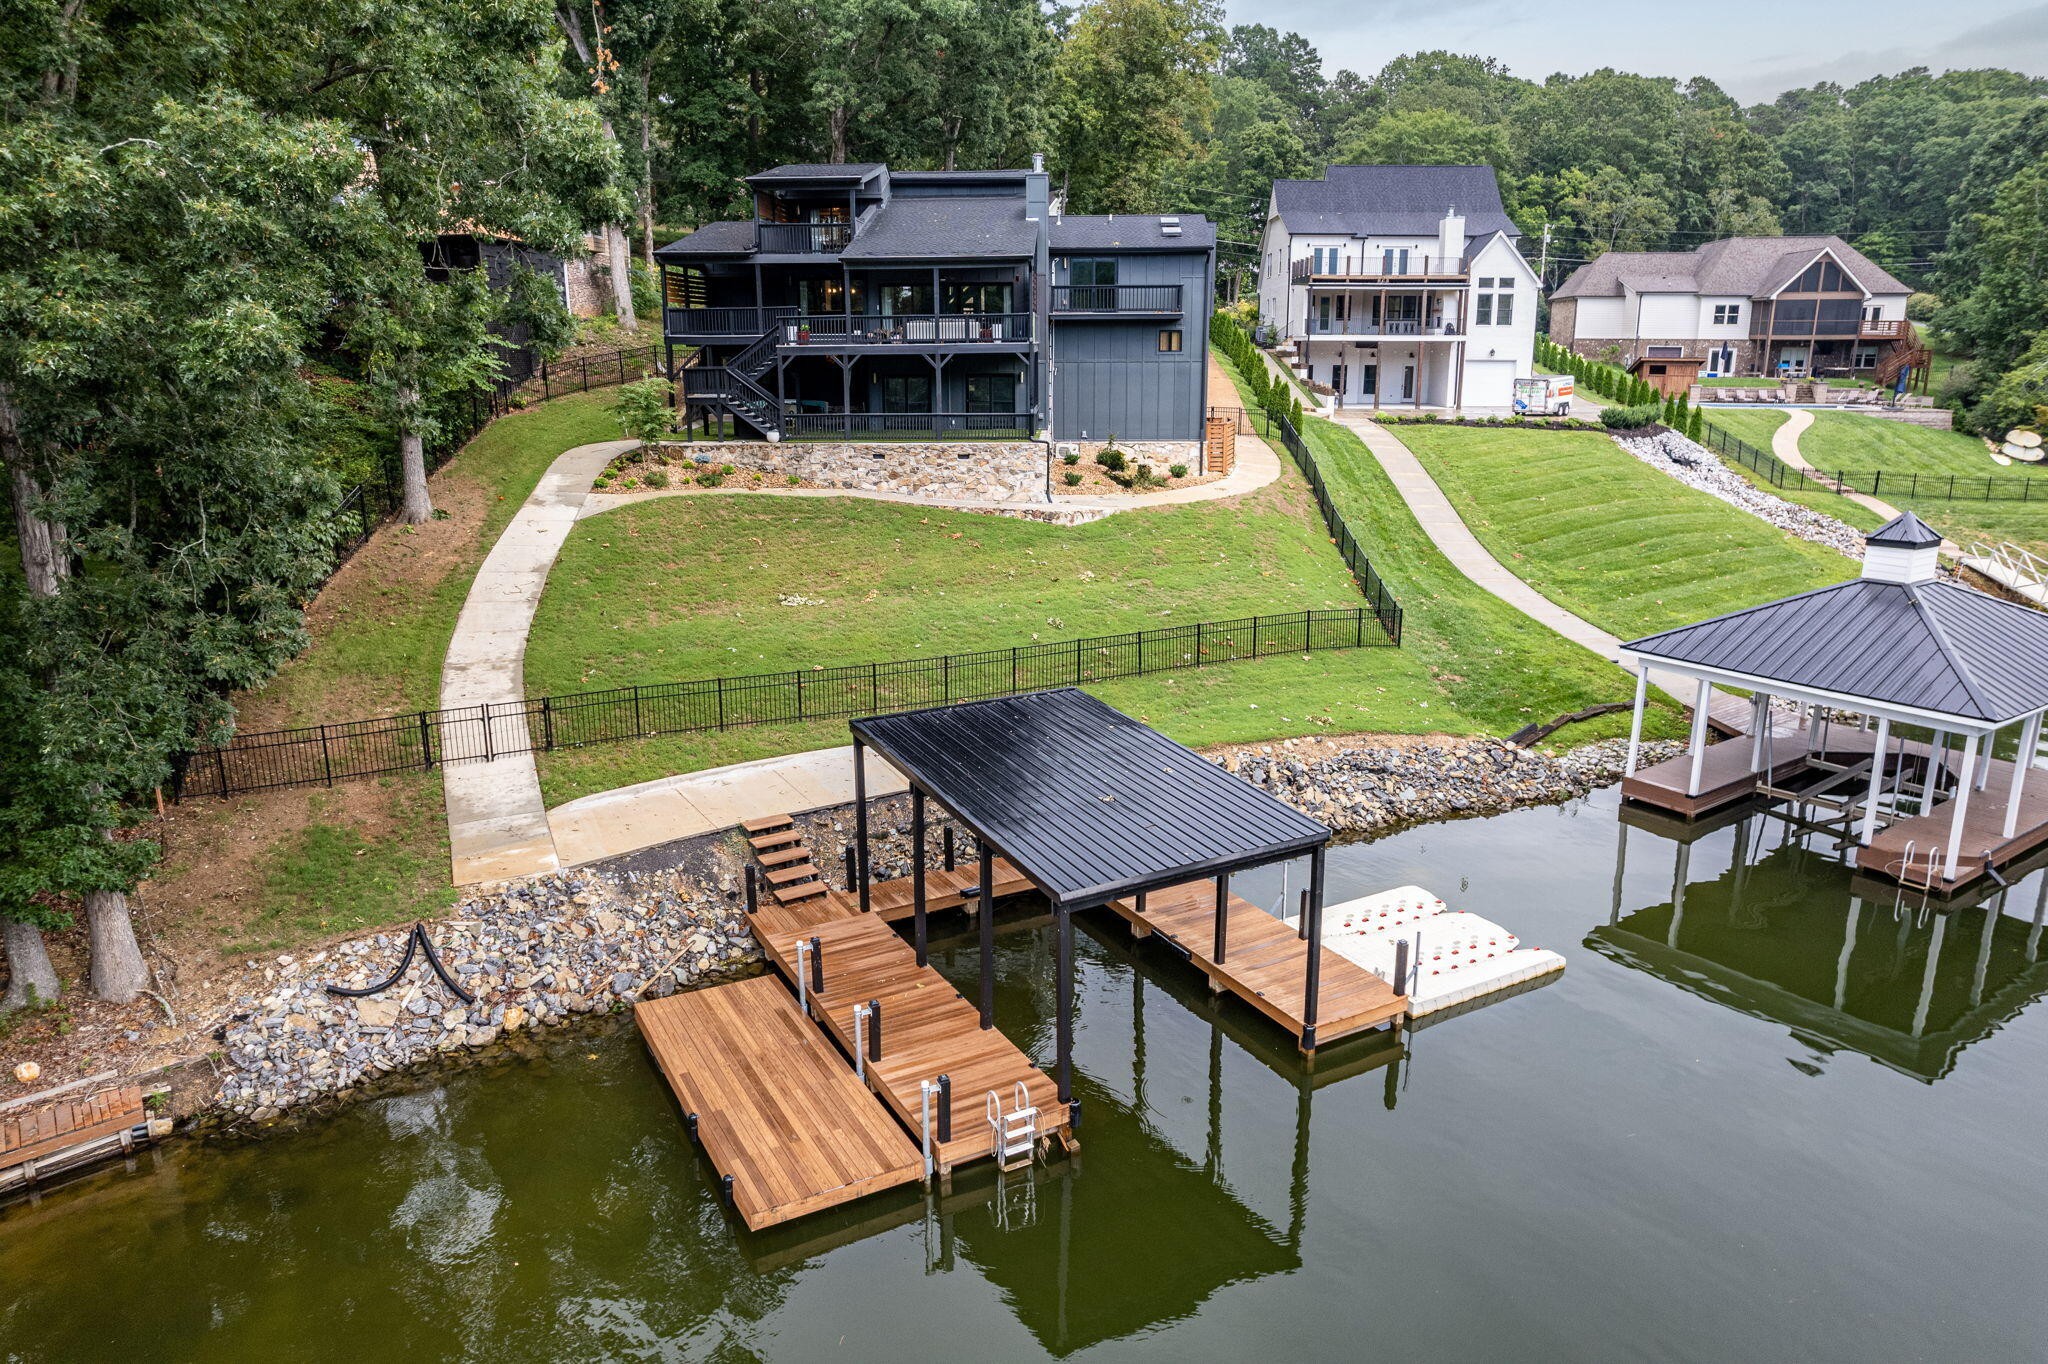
[1626,579,2048,724]
[745,163,885,184]
[850,689,1329,911]
[1051,214,1217,251]
[839,196,1037,261]
[1868,510,1942,548]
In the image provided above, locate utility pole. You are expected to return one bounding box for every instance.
[1537,221,1553,288]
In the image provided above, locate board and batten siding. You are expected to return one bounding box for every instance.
[1050,248,1210,442]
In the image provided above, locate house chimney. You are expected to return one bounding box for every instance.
[1032,152,1045,173]
[1438,205,1465,268]
[1860,511,1943,584]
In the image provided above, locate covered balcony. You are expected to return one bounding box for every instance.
[1290,251,1469,284]
[1049,284,1183,317]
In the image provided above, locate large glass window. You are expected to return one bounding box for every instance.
[965,373,1016,413]
[880,375,932,412]
[1069,258,1118,287]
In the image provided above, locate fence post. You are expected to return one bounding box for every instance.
[716,675,726,729]
[942,652,951,701]
[870,661,879,713]
[1074,637,1084,684]
[1252,614,1262,656]
[1011,646,1019,693]
[214,747,230,798]
[1872,470,1882,496]
[581,356,590,392]
[482,702,495,762]
[319,724,335,787]
[419,712,435,770]
[542,696,555,751]
[1195,620,1205,663]
[1355,608,1365,648]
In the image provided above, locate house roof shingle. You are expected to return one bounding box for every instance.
[838,195,1038,261]
[744,162,885,183]
[653,220,758,259]
[1553,235,1912,301]
[1051,214,1216,251]
[1271,165,1519,241]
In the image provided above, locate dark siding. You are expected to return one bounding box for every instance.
[1051,250,1211,441]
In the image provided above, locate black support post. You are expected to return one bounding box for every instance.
[911,787,929,967]
[744,865,758,915]
[809,935,823,997]
[1301,849,1326,1051]
[853,740,872,916]
[1212,872,1231,964]
[1056,906,1076,1114]
[978,838,995,1030]
[943,826,956,871]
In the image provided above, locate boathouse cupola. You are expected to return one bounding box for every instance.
[1859,510,1942,585]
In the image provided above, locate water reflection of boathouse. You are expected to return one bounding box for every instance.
[1595,810,2048,1082]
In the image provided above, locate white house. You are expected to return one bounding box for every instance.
[1549,236,1913,379]
[1256,165,1539,410]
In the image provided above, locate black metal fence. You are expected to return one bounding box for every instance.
[173,607,1395,799]
[1699,418,2045,504]
[1261,410,1405,644]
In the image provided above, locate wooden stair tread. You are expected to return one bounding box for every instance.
[750,829,805,851]
[765,863,823,887]
[741,814,795,834]
[757,845,812,869]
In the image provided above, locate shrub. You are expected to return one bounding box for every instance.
[1600,402,1663,430]
[1062,450,1080,465]
[620,475,639,489]
[787,473,802,486]
[1169,463,1188,478]
[1095,448,1127,472]
[1686,408,1705,442]
[613,377,673,447]
[1063,470,1082,486]
[643,468,670,489]
[694,465,726,487]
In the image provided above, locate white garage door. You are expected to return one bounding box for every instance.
[1462,359,1516,410]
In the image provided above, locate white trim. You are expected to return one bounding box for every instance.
[1624,666,1648,776]
[1946,735,1979,881]
[2006,714,2041,840]
[1859,717,1892,845]
[1764,244,1874,302]
[1623,650,2032,736]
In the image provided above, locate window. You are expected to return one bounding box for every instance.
[965,372,1016,413]
[1495,292,1514,326]
[1069,258,1118,287]
[1477,277,1495,289]
[880,375,932,413]
[1474,283,1512,326]
[1475,293,1492,326]
[1158,329,1183,353]
[1713,304,1742,326]
[1854,349,1879,370]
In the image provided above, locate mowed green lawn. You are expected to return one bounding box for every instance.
[1798,411,2048,555]
[1391,423,1858,641]
[527,356,1678,803]
[1699,408,1889,531]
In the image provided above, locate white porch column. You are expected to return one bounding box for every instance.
[1748,693,1770,772]
[1685,678,1713,797]
[1624,665,1649,776]
[2004,713,2041,840]
[1943,733,1980,882]
[1859,716,1892,846]
[1924,729,1948,815]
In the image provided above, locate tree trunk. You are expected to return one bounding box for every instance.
[0,381,69,598]
[606,222,637,330]
[1,918,62,1014]
[84,889,148,1004]
[829,106,849,164]
[639,67,656,265]
[397,383,433,523]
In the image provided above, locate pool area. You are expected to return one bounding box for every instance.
[7,782,2048,1361]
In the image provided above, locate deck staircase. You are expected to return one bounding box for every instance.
[745,814,828,907]
[1872,322,1933,396]
[692,326,784,439]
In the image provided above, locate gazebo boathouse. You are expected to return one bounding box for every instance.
[1617,512,2048,893]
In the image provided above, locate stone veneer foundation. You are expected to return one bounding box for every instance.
[664,440,1050,504]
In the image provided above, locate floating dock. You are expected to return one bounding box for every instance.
[1102,879,1407,1049]
[1,1078,168,1198]
[1316,886,1565,1017]
[637,816,1063,1230]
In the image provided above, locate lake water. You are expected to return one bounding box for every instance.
[7,785,2048,1362]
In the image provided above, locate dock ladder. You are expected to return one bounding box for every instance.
[987,1081,1039,1171]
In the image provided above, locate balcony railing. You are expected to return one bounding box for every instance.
[757,221,853,254]
[1050,284,1183,314]
[782,411,1034,440]
[1290,253,1469,283]
[777,312,1034,345]
[1303,318,1460,338]
[664,306,797,338]
[1860,318,1906,339]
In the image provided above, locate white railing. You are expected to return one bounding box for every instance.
[1963,539,2048,606]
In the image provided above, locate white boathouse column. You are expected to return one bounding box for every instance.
[2004,713,2041,840]
[1858,716,1892,846]
[1748,693,1771,772]
[1924,729,1948,815]
[1624,665,1649,776]
[1943,733,1980,882]
[1685,678,1713,797]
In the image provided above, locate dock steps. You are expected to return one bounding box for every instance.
[635,975,924,1232]
[988,1083,1040,1171]
[756,845,812,869]
[749,828,805,852]
[764,863,823,887]
[741,814,795,835]
[774,881,830,906]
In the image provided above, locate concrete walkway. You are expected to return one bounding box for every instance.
[1330,413,1690,704]
[440,425,1285,884]
[1770,408,1960,550]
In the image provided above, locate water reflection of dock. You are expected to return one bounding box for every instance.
[1596,816,2048,1081]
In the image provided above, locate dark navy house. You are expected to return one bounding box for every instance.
[654,160,1216,452]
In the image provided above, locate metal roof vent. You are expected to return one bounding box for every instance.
[1159,216,1182,237]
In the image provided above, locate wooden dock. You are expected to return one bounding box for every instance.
[1858,755,2048,892]
[1,1078,163,1197]
[1102,880,1407,1050]
[1621,726,1910,819]
[635,975,924,1231]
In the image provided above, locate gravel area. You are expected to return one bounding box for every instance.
[1613,429,1866,560]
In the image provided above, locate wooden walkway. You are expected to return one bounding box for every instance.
[828,858,1035,923]
[1103,881,1407,1050]
[635,975,924,1231]
[1621,726,1906,819]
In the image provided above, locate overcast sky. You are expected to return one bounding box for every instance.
[1230,0,2048,103]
